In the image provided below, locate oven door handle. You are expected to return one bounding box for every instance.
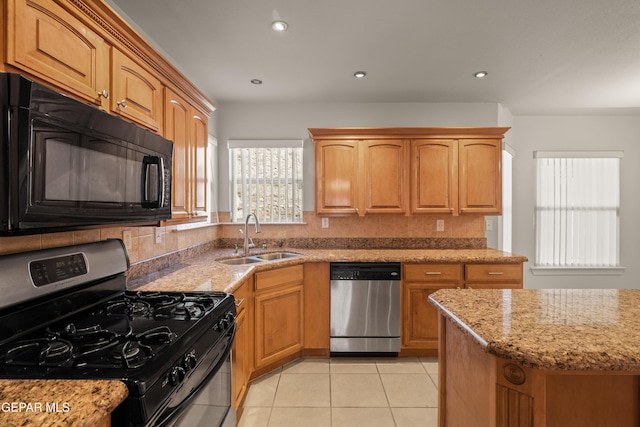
[153,324,236,427]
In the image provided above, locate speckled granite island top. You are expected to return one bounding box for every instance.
[129,248,526,294]
[0,379,127,427]
[429,288,640,371]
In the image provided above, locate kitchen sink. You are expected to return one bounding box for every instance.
[218,256,264,265]
[218,251,302,265]
[255,252,302,261]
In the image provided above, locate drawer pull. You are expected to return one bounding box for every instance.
[488,272,504,275]
[425,271,442,275]
[235,297,246,307]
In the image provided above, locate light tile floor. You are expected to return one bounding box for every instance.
[239,357,439,427]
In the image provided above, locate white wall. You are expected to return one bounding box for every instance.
[512,115,640,289]
[216,102,501,211]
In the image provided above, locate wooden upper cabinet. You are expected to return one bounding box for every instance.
[111,49,163,132]
[458,139,502,215]
[314,139,407,216]
[165,89,190,219]
[191,111,208,217]
[5,0,215,135]
[315,140,359,215]
[361,140,408,215]
[411,139,457,214]
[310,127,508,217]
[164,88,209,221]
[7,0,110,107]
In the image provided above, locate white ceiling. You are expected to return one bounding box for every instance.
[107,0,640,114]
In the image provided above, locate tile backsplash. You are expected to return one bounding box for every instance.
[0,211,486,263]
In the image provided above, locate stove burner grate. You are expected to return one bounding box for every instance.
[2,338,74,367]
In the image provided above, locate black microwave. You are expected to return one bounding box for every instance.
[0,73,173,235]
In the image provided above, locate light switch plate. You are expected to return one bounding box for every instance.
[321,217,329,228]
[155,228,162,244]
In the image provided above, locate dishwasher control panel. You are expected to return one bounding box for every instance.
[330,262,401,281]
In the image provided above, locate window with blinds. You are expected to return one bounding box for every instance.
[534,151,623,268]
[229,140,303,223]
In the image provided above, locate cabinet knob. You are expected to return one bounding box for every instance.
[117,99,127,109]
[98,89,110,99]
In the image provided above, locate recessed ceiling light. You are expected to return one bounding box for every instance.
[250,79,262,85]
[474,71,488,78]
[271,21,288,32]
[354,71,367,79]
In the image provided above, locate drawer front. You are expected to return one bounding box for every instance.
[233,280,250,314]
[255,264,304,292]
[465,264,522,282]
[404,264,462,282]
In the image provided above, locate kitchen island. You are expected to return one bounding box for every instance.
[429,288,640,427]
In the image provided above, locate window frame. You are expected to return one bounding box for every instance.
[531,150,625,276]
[228,139,304,224]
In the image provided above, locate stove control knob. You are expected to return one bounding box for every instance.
[226,312,235,324]
[168,366,186,386]
[182,353,197,371]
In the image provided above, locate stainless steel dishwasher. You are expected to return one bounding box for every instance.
[330,262,401,353]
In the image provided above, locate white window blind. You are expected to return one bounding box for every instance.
[535,151,622,268]
[229,140,303,223]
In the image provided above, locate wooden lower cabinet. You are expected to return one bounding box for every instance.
[401,262,523,354]
[439,315,639,427]
[254,265,304,370]
[402,264,462,354]
[303,263,330,355]
[231,277,253,410]
[465,263,523,289]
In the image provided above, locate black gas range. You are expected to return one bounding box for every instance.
[0,239,236,426]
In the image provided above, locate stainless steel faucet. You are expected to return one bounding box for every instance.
[243,212,262,255]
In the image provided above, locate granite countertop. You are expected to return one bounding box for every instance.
[129,247,527,294]
[0,380,127,427]
[429,288,640,371]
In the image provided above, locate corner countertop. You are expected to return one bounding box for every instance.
[129,247,527,294]
[429,288,640,371]
[0,379,127,427]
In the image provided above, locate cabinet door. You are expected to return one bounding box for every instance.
[361,140,408,215]
[254,285,304,369]
[458,139,502,214]
[315,140,359,215]
[7,0,110,107]
[165,89,190,219]
[111,49,163,132]
[190,111,208,218]
[164,88,209,221]
[402,282,458,349]
[303,263,330,352]
[231,278,253,410]
[411,139,458,214]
